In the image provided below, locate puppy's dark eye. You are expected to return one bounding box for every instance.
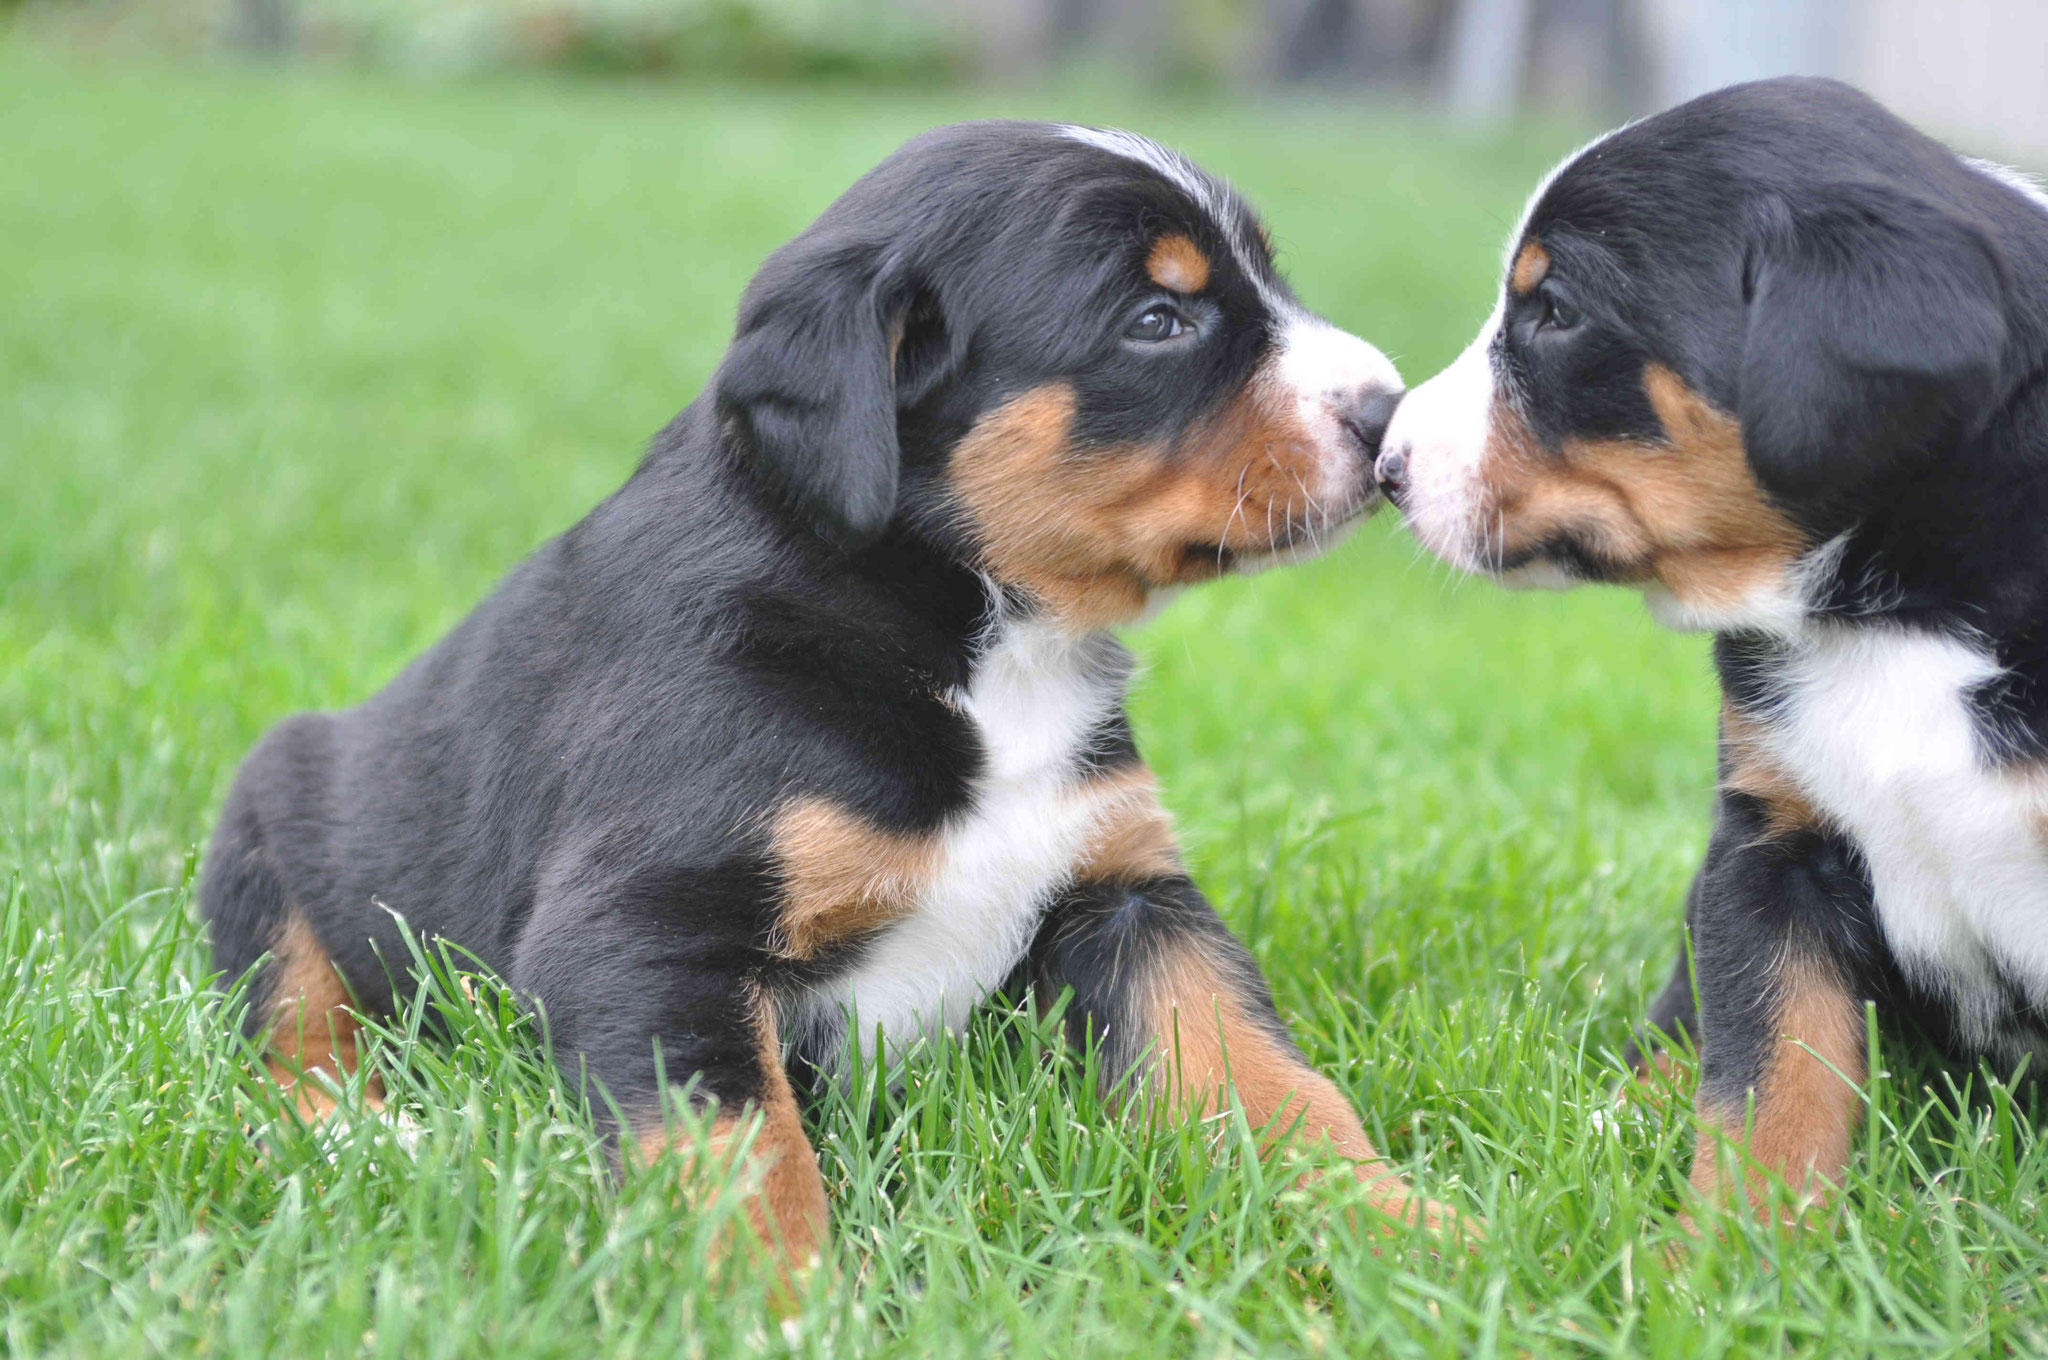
[1125,305,1190,343]
[1538,290,1583,332]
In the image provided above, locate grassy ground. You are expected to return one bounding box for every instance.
[5,45,2046,1359]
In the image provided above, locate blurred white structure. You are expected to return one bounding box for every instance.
[1625,0,2047,161]
[1855,0,2048,163]
[950,0,2048,162]
[1642,0,1846,101]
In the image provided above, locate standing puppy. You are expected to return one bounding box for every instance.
[204,121,1449,1277]
[1377,77,2048,1220]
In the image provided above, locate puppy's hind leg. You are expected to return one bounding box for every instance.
[257,911,386,1122]
[203,718,384,1123]
[513,905,829,1293]
[628,990,830,1291]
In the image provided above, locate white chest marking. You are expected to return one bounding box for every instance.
[794,611,1130,1064]
[1763,623,2048,1050]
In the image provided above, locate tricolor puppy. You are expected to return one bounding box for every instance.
[203,121,1446,1277]
[1377,77,2048,1220]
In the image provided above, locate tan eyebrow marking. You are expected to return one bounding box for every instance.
[1511,241,1551,296]
[1146,234,1211,294]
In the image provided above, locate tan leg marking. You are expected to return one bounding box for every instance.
[637,995,828,1292]
[1146,233,1212,293]
[263,911,382,1120]
[768,797,942,960]
[1690,957,1864,1224]
[1720,703,1825,838]
[1073,765,1182,885]
[1147,941,1467,1238]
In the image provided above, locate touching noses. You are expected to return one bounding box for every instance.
[1347,389,1406,496]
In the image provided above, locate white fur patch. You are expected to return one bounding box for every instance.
[1966,156,2048,216]
[1758,621,2048,1057]
[786,603,1131,1066]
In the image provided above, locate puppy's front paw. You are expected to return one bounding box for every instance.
[1354,1167,1484,1252]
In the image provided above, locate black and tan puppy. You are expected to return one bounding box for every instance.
[203,121,1449,1274]
[1376,77,2048,1222]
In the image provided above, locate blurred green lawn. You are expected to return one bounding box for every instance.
[5,44,2044,1359]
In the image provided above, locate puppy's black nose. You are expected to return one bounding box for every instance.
[1374,444,1407,497]
[1347,388,1403,455]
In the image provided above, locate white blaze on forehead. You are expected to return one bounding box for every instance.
[1057,125,1230,219]
[1056,123,1286,311]
[1504,125,1626,264]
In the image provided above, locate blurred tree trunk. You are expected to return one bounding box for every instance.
[1443,0,1532,120]
[1263,0,1450,90]
[226,0,296,54]
[1441,0,1641,122]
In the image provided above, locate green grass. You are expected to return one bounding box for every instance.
[5,45,2046,1359]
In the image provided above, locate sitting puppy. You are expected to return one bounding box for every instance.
[1375,77,2048,1219]
[203,121,1442,1274]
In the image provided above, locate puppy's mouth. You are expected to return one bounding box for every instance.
[1180,484,1382,576]
[1465,514,1637,578]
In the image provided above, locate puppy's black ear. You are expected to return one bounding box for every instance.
[1739,182,2009,508]
[715,234,913,549]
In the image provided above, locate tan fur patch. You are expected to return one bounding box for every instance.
[949,381,1337,629]
[1147,941,1463,1236]
[637,992,828,1293]
[1146,233,1211,293]
[769,797,942,960]
[1510,241,1550,295]
[1479,365,1803,611]
[264,912,381,1120]
[1720,704,1824,838]
[1073,765,1182,884]
[1690,956,1864,1223]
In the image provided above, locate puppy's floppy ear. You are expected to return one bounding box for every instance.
[1739,182,2009,507]
[715,233,915,549]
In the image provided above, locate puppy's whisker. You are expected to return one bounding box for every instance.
[1219,464,1253,571]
